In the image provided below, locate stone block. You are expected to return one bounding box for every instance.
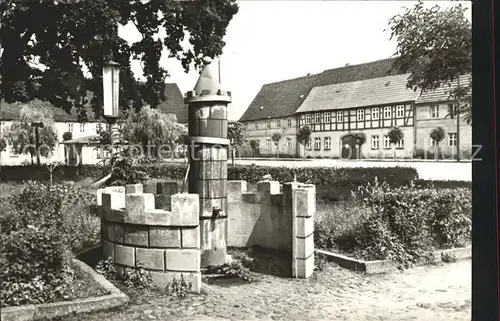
[102,192,126,212]
[220,162,228,179]
[114,244,135,267]
[171,194,199,226]
[123,225,149,246]
[126,184,143,194]
[103,209,126,223]
[293,186,316,218]
[271,194,283,205]
[157,181,179,196]
[149,271,202,293]
[143,183,157,194]
[296,216,314,238]
[295,255,314,278]
[107,223,124,243]
[149,227,181,248]
[165,249,200,272]
[242,192,259,203]
[257,181,281,204]
[200,219,227,248]
[135,248,165,271]
[181,227,200,248]
[125,193,155,218]
[200,198,221,218]
[102,239,114,260]
[97,187,125,206]
[295,235,314,259]
[144,209,173,226]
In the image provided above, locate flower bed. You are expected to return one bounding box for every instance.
[0,182,102,308]
[314,180,471,269]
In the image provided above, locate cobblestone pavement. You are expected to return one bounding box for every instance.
[67,259,470,321]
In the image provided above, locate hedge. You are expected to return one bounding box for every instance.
[0,163,419,187]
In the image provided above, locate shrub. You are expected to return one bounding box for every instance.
[165,275,192,299]
[315,180,471,268]
[95,258,153,291]
[207,261,252,282]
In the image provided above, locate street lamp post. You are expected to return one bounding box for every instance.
[102,60,120,157]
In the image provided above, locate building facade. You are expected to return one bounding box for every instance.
[0,83,187,165]
[238,58,471,160]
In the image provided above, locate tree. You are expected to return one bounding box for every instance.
[249,140,259,158]
[296,125,312,159]
[227,121,246,166]
[430,127,445,160]
[3,101,58,165]
[62,131,73,141]
[1,0,239,119]
[388,1,471,160]
[271,132,282,159]
[387,127,404,160]
[121,108,186,160]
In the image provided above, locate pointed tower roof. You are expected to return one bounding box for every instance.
[185,56,231,104]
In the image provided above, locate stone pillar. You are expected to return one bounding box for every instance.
[185,56,231,268]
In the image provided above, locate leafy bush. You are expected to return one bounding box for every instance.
[1,164,419,189]
[95,258,153,291]
[207,261,252,282]
[314,180,471,268]
[105,157,149,187]
[165,274,192,299]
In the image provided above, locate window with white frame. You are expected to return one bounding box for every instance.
[336,111,343,122]
[383,135,391,149]
[396,105,404,118]
[431,139,438,147]
[324,112,330,123]
[266,139,271,151]
[80,123,85,132]
[371,135,379,149]
[324,137,331,150]
[448,133,457,146]
[383,106,392,118]
[372,108,380,120]
[357,109,365,121]
[314,137,321,150]
[306,114,312,124]
[276,119,281,128]
[430,105,439,118]
[287,138,292,150]
[396,138,404,149]
[314,113,321,124]
[68,123,73,132]
[267,120,271,129]
[287,118,292,127]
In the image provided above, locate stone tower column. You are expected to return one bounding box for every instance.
[185,57,231,268]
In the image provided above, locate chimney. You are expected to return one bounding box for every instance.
[345,63,350,67]
[306,73,311,76]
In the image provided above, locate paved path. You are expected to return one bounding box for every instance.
[69,260,470,321]
[234,159,472,181]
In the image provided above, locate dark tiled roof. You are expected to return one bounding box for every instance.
[238,73,320,122]
[296,74,418,113]
[0,99,101,122]
[156,83,188,123]
[314,58,402,88]
[415,74,471,104]
[239,58,404,122]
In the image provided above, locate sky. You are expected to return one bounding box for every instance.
[118,1,472,121]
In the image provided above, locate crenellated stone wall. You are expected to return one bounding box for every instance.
[227,180,315,278]
[97,183,202,292]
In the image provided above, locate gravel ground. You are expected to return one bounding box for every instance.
[62,259,470,321]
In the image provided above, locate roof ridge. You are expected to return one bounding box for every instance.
[262,73,320,87]
[321,57,396,73]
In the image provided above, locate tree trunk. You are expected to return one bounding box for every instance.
[49,170,53,186]
[456,74,461,162]
[393,145,396,160]
[231,147,235,166]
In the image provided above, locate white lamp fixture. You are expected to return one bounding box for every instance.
[102,60,120,123]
